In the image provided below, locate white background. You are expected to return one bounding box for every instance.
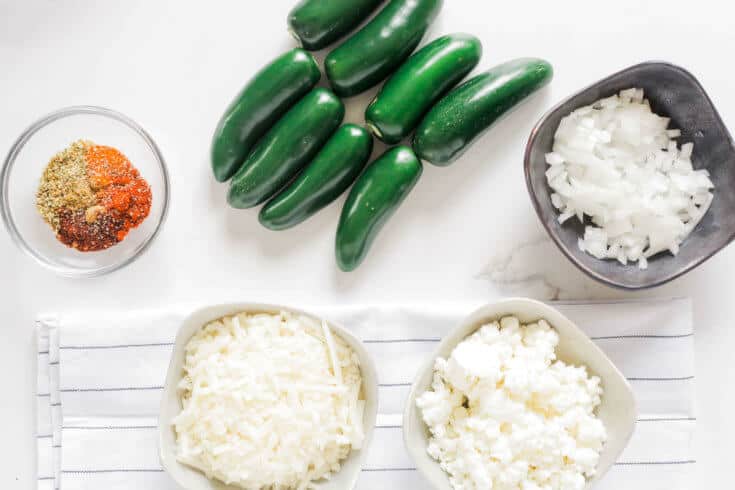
[1,0,733,487]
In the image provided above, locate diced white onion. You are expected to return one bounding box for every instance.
[545,88,714,269]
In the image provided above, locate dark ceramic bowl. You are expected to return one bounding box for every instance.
[525,61,735,290]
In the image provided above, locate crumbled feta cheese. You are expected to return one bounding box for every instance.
[417,317,606,490]
[173,311,365,489]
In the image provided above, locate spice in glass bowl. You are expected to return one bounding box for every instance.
[36,140,152,251]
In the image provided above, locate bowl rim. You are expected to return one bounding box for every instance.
[0,105,170,278]
[158,302,379,490]
[523,60,735,290]
[402,297,637,490]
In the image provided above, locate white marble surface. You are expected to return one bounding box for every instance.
[1,0,733,487]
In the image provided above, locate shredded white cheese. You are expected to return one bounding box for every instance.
[173,311,365,489]
[417,316,607,490]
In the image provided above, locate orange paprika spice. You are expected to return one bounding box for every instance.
[36,140,152,252]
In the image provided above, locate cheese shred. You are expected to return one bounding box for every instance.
[173,311,364,489]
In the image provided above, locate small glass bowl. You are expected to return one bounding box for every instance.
[0,106,170,277]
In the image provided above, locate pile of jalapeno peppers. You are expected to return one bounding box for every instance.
[210,0,554,272]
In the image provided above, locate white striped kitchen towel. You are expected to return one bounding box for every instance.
[36,299,696,490]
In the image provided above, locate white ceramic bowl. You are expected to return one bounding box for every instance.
[403,298,637,490]
[159,303,379,490]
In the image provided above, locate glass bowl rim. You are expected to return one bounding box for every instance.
[0,105,170,278]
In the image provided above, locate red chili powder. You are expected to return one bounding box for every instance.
[55,144,152,251]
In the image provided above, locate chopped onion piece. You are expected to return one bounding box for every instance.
[546,88,714,268]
